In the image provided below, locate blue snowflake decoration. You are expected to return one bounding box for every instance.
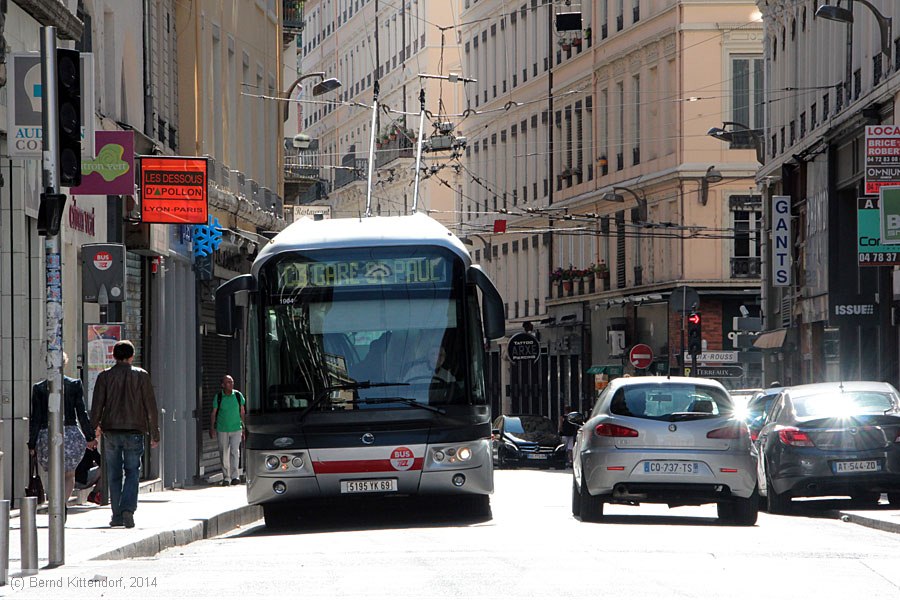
[192,217,224,258]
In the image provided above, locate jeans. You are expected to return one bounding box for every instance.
[104,432,144,517]
[217,431,242,480]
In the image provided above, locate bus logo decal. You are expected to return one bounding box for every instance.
[361,433,375,445]
[390,447,415,471]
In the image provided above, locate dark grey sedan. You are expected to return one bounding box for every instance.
[756,381,900,513]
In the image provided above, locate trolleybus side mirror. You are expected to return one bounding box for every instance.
[215,274,256,336]
[467,265,505,340]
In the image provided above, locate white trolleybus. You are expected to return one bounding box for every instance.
[215,213,504,526]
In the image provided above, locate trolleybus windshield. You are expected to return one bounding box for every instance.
[253,246,485,413]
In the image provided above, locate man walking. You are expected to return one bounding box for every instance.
[210,375,245,486]
[91,340,159,529]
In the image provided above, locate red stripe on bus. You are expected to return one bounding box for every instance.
[312,458,424,474]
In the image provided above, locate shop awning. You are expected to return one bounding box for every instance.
[586,364,624,376]
[753,329,787,349]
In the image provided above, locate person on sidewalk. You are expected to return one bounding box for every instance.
[209,375,246,486]
[27,352,97,512]
[90,340,160,529]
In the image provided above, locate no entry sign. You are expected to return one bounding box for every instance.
[629,344,654,370]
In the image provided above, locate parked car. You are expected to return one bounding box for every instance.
[744,387,786,441]
[757,381,900,513]
[572,376,758,525]
[492,415,566,469]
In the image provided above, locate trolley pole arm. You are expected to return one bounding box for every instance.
[411,88,426,213]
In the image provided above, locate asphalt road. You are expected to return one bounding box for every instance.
[6,469,900,599]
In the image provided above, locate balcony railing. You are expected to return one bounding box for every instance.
[375,135,415,169]
[333,158,367,190]
[283,0,304,34]
[284,156,320,182]
[731,256,761,279]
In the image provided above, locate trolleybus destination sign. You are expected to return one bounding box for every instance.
[139,156,209,224]
[277,256,449,289]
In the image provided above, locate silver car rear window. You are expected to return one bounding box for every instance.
[610,384,734,421]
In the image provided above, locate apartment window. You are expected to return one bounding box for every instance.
[823,93,830,119]
[616,0,623,31]
[632,74,640,165]
[731,56,764,147]
[632,0,639,23]
[874,54,883,86]
[811,103,817,129]
[730,195,762,279]
[854,69,862,99]
[800,113,806,138]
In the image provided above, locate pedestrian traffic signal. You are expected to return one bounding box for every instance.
[687,312,702,356]
[56,48,81,187]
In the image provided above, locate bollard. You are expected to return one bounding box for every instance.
[0,499,9,585]
[20,497,37,575]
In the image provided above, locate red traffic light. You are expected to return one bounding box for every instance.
[687,313,701,325]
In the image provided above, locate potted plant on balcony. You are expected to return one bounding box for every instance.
[572,35,582,48]
[591,261,610,281]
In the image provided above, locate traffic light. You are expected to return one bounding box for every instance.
[56,48,81,187]
[687,312,702,356]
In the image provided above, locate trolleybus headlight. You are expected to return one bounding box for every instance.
[457,447,472,462]
[446,448,457,457]
[452,474,466,487]
[433,450,446,462]
[265,455,280,470]
[273,481,287,494]
[291,456,304,469]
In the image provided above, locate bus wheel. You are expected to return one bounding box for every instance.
[263,504,293,528]
[460,494,492,518]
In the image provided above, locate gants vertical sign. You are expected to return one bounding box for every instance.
[139,156,208,224]
[772,195,791,287]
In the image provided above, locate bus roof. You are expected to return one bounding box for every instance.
[252,213,471,275]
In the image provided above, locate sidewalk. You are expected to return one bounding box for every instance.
[837,505,900,535]
[3,482,261,576]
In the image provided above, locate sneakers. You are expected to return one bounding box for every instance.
[122,511,135,529]
[221,479,231,486]
[87,490,102,504]
[230,478,241,486]
[109,516,124,527]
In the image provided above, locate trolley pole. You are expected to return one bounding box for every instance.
[411,88,426,213]
[40,26,66,567]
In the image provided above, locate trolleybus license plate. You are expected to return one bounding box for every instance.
[341,479,398,494]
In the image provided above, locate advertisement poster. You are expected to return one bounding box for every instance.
[70,130,135,195]
[84,324,124,409]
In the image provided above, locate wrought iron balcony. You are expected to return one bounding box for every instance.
[731,256,761,279]
[333,158,367,190]
[283,0,304,34]
[375,135,415,169]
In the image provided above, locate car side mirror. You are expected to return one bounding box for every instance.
[566,412,585,426]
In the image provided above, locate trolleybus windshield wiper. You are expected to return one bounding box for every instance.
[298,381,409,422]
[351,397,447,415]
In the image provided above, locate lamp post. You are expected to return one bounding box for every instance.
[601,186,648,222]
[707,121,765,164]
[816,0,892,72]
[282,72,342,122]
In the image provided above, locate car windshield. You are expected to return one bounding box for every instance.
[746,393,779,424]
[505,416,556,435]
[792,390,898,418]
[609,383,733,421]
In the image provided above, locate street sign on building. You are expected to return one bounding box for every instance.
[857,197,900,266]
[629,343,653,370]
[683,351,739,363]
[686,365,744,378]
[865,125,900,195]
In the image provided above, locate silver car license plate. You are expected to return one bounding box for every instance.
[340,479,398,494]
[642,461,702,474]
[833,460,879,473]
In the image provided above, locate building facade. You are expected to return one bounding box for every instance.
[459,0,765,420]
[757,0,900,387]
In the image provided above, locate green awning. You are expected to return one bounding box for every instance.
[586,364,624,376]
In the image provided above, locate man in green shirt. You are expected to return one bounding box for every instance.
[209,375,246,486]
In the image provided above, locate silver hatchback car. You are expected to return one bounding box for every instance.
[572,376,758,525]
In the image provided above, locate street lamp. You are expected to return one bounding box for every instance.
[601,186,648,222]
[700,166,723,206]
[282,72,342,121]
[816,1,892,72]
[707,121,765,164]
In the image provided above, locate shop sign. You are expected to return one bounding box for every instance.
[880,186,900,244]
[857,197,900,266]
[865,126,900,194]
[140,156,208,224]
[508,332,540,362]
[71,131,135,195]
[772,195,791,286]
[829,293,878,326]
[7,53,95,158]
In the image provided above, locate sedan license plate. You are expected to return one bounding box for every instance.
[340,479,398,494]
[643,461,701,475]
[833,460,880,474]
[527,453,549,460]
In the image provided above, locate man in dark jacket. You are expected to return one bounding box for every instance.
[90,340,159,529]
